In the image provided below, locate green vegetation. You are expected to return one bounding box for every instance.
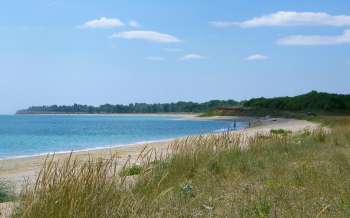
[0,181,14,203]
[201,107,311,118]
[16,91,350,115]
[16,100,239,114]
[201,91,350,118]
[12,116,350,217]
[120,164,142,176]
[270,129,292,135]
[244,91,350,112]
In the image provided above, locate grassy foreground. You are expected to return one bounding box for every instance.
[12,117,350,217]
[0,182,13,203]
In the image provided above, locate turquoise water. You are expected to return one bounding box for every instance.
[0,115,247,159]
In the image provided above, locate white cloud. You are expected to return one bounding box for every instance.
[246,54,269,61]
[145,56,165,61]
[210,11,350,28]
[80,17,124,29]
[180,54,206,61]
[278,29,350,45]
[111,31,181,43]
[129,20,140,28]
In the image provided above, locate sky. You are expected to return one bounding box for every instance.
[0,0,349,114]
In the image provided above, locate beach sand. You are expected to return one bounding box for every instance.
[0,117,319,192]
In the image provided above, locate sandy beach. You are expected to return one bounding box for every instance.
[0,117,319,192]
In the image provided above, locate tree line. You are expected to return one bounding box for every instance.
[16,100,239,114]
[243,91,350,112]
[16,91,350,114]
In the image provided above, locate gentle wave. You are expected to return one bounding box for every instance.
[0,138,177,161]
[213,128,230,133]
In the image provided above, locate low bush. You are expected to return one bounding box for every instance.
[120,165,142,176]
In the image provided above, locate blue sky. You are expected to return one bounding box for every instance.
[0,0,349,114]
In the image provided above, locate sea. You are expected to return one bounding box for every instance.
[0,114,248,160]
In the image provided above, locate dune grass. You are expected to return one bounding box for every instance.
[0,181,14,203]
[12,116,350,217]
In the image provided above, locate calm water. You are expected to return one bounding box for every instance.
[0,115,247,159]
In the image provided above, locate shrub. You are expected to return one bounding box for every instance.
[120,164,142,176]
[270,129,292,135]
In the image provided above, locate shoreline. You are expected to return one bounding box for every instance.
[13,113,202,117]
[0,114,251,161]
[12,113,256,122]
[0,138,178,161]
[0,117,319,191]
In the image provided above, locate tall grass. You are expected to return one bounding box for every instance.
[13,117,350,217]
[0,181,14,203]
